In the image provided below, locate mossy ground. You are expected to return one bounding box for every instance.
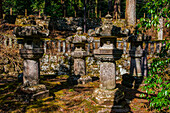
[0,74,163,113]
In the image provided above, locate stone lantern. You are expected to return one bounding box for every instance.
[67,27,93,84]
[127,30,145,88]
[89,14,130,107]
[13,17,50,100]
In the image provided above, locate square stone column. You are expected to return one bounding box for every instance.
[129,44,143,77]
[74,58,86,76]
[100,61,116,89]
[23,59,39,85]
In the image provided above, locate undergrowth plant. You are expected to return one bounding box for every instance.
[141,41,170,111]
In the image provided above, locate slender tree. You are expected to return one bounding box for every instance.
[0,0,3,19]
[108,0,112,13]
[113,0,121,19]
[95,0,98,18]
[44,0,50,15]
[125,0,136,26]
[83,0,87,33]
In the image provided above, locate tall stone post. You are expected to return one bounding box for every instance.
[44,40,47,53]
[58,40,61,52]
[13,18,50,100]
[158,17,163,40]
[67,43,71,53]
[63,41,66,53]
[9,37,12,48]
[4,37,7,47]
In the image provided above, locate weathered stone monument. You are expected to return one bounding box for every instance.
[89,14,129,108]
[13,16,50,100]
[67,27,93,84]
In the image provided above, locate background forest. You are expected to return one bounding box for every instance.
[0,0,146,18]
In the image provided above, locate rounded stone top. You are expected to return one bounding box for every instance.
[105,14,112,19]
[77,27,83,31]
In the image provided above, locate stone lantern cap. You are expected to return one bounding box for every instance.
[77,27,83,31]
[13,26,50,38]
[14,15,50,38]
[105,13,112,19]
[67,27,93,44]
[88,14,130,37]
[94,48,123,61]
[128,35,144,58]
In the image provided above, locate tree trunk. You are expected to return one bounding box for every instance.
[95,0,98,18]
[39,9,41,18]
[83,0,87,33]
[113,0,121,19]
[125,0,136,26]
[44,0,50,15]
[0,0,3,19]
[108,0,112,14]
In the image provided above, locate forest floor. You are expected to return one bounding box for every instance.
[0,74,159,113]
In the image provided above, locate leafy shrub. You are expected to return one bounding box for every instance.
[142,41,170,111]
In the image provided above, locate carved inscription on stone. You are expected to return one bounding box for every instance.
[74,59,85,76]
[100,62,116,89]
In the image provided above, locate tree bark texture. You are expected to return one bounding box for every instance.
[126,0,136,26]
[113,0,121,19]
[0,0,2,19]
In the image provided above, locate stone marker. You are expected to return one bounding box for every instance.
[13,16,50,100]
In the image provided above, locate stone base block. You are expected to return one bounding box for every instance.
[32,90,49,100]
[17,84,49,101]
[78,76,92,84]
[93,88,124,108]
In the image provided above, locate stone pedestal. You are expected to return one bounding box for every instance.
[93,88,124,107]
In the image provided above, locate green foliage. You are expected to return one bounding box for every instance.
[31,0,45,14]
[138,2,170,110]
[142,41,170,111]
[138,0,170,31]
[44,0,62,17]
